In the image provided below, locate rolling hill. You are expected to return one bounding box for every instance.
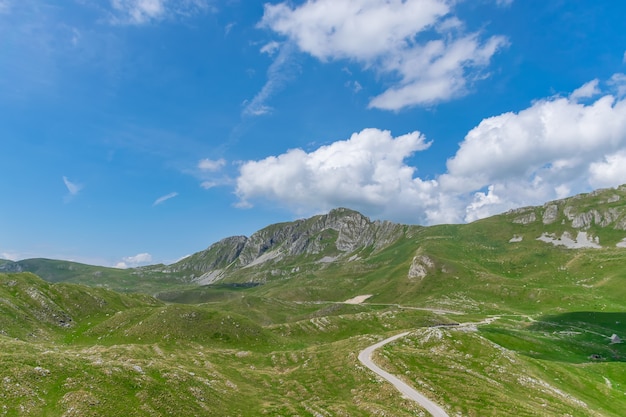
[2,186,626,415]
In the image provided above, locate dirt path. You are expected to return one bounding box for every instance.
[358,332,449,417]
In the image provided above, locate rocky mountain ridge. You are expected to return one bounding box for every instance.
[506,185,626,249]
[165,208,408,283]
[5,186,626,290]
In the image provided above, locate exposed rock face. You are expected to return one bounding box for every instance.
[563,207,623,229]
[408,254,434,280]
[513,212,537,225]
[536,232,601,249]
[0,261,23,273]
[542,204,559,224]
[170,208,406,277]
[510,187,626,234]
[168,236,247,273]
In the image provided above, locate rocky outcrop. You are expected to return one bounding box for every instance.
[513,211,537,225]
[169,236,247,273]
[509,187,626,232]
[0,261,23,273]
[408,254,435,280]
[537,232,601,249]
[542,204,559,224]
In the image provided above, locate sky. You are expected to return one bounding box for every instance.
[1,0,626,268]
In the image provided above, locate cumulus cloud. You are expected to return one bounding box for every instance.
[609,73,626,98]
[440,78,626,220]
[153,191,178,206]
[109,0,213,25]
[260,0,508,110]
[235,128,437,222]
[569,79,600,101]
[235,75,626,225]
[115,252,152,268]
[589,151,626,188]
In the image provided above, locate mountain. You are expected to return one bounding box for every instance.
[3,186,626,415]
[155,186,626,312]
[166,207,407,284]
[7,186,626,307]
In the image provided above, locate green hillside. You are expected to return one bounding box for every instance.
[2,186,626,415]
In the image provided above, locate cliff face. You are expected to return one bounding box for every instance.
[169,208,407,281]
[504,186,626,250]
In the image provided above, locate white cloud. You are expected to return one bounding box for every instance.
[569,79,600,101]
[174,253,191,262]
[609,73,626,98]
[260,0,508,110]
[224,22,235,35]
[236,128,436,222]
[115,252,152,268]
[441,78,626,221]
[111,0,165,24]
[589,151,626,188]
[346,81,363,93]
[369,34,508,110]
[623,51,626,63]
[109,0,213,25]
[63,176,82,199]
[1,251,19,261]
[464,185,501,223]
[495,0,513,7]
[234,76,626,225]
[153,191,178,206]
[194,158,228,190]
[200,181,217,189]
[243,44,298,116]
[198,158,226,171]
[260,41,281,55]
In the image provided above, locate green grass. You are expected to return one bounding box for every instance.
[481,312,626,363]
[4,187,626,415]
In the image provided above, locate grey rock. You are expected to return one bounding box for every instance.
[542,204,559,224]
[408,254,434,280]
[513,212,537,224]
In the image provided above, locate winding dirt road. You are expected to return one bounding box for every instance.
[358,332,449,417]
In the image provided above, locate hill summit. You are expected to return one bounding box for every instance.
[164,207,408,284]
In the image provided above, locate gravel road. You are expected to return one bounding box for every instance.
[358,332,449,417]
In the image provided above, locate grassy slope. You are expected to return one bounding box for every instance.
[3,188,626,415]
[0,272,452,416]
[3,258,192,295]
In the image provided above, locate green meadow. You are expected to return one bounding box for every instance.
[2,187,626,415]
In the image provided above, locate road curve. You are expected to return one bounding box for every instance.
[358,332,449,417]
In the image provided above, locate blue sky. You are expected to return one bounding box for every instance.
[2,0,626,267]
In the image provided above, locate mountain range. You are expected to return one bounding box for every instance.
[1,186,626,415]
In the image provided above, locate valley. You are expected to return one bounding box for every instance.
[2,187,626,416]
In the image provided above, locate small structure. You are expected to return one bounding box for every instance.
[610,334,622,344]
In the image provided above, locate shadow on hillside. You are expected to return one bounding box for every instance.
[157,283,262,304]
[482,311,626,363]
